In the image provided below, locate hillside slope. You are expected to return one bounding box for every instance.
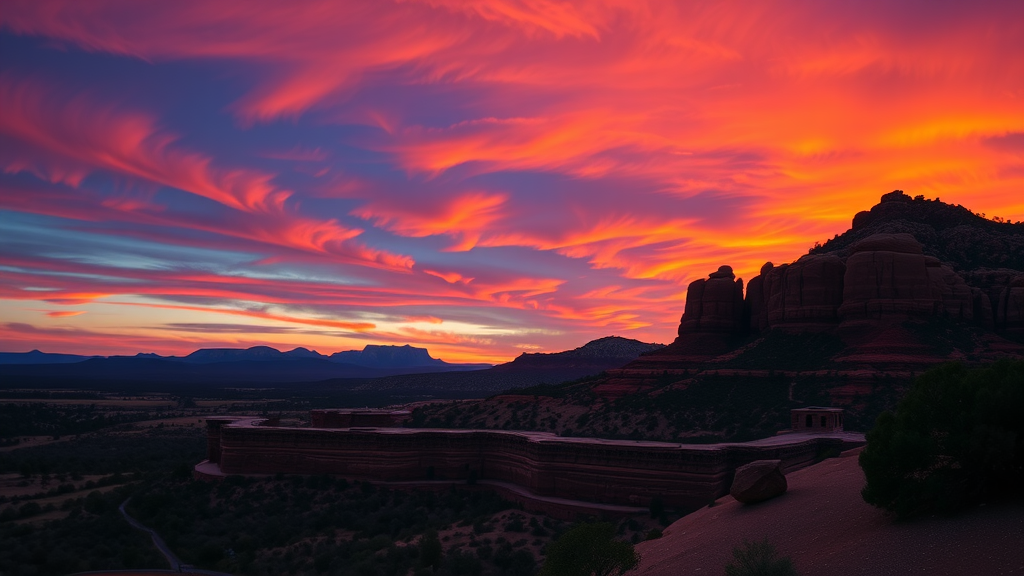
[633,449,1024,576]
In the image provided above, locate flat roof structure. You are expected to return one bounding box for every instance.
[791,407,844,433]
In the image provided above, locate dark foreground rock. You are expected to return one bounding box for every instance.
[730,459,788,504]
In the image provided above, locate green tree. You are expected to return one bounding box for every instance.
[724,538,797,576]
[539,522,639,576]
[859,360,1024,517]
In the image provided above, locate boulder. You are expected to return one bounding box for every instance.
[730,459,788,504]
[678,266,744,336]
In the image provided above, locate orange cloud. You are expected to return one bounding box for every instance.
[355,191,508,251]
[1,0,1021,364]
[424,270,474,285]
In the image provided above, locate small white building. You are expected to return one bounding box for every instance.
[791,407,844,432]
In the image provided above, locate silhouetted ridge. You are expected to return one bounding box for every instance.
[491,337,664,372]
[811,190,1024,271]
[0,350,100,365]
[548,336,665,359]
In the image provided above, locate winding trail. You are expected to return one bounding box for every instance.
[119,498,183,571]
[119,498,233,576]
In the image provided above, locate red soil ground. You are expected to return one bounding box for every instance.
[633,448,1024,576]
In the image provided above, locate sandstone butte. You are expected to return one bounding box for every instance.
[633,448,1024,576]
[595,190,1024,398]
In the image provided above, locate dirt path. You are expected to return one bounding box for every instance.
[118,498,234,576]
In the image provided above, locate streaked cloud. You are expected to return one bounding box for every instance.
[0,0,1021,361]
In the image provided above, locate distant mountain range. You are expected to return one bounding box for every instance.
[0,344,490,384]
[0,338,662,392]
[0,344,483,368]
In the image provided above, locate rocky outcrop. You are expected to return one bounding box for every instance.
[730,459,788,504]
[741,232,980,333]
[678,266,745,336]
[609,192,1021,398]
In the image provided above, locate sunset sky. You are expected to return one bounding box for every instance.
[1,1,1022,363]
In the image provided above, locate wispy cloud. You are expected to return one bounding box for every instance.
[0,0,1021,361]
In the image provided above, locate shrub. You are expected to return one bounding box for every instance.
[18,502,42,519]
[859,360,1024,517]
[539,522,639,576]
[724,538,797,576]
[419,530,442,570]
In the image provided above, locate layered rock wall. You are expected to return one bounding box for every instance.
[208,418,858,511]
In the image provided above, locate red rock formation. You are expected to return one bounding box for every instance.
[678,266,744,336]
[744,233,980,336]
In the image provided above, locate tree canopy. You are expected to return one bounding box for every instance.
[859,360,1024,517]
[539,522,639,576]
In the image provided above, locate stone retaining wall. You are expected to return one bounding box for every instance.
[203,418,863,512]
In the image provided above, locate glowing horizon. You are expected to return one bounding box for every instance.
[1,1,1022,363]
